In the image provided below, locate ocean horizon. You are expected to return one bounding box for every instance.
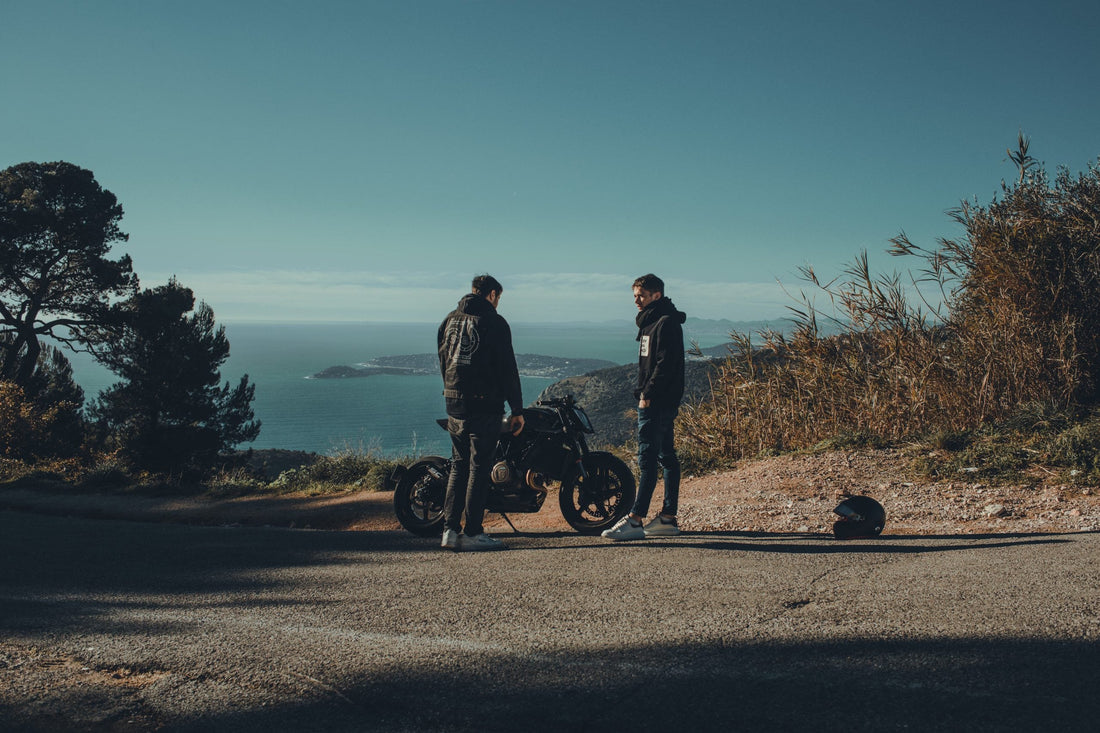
[62,319,756,457]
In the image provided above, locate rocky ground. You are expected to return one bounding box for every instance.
[675,448,1100,536]
[3,448,1097,536]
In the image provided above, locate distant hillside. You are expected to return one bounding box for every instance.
[310,353,618,380]
[546,317,793,336]
[536,359,719,445]
[683,317,792,338]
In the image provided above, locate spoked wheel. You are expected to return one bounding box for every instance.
[558,451,636,535]
[392,456,449,537]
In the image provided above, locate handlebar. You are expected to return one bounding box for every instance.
[535,395,576,408]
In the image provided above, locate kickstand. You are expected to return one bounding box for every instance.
[499,513,520,533]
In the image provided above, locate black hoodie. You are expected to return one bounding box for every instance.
[634,296,687,408]
[437,293,523,418]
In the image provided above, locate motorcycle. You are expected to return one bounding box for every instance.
[392,396,636,536]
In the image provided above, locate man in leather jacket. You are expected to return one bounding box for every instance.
[603,273,686,541]
[437,274,525,551]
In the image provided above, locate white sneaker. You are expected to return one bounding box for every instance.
[601,516,645,541]
[643,515,681,537]
[460,533,505,552]
[441,529,460,551]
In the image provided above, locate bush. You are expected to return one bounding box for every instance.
[906,404,1100,484]
[79,461,132,490]
[202,466,268,497]
[1048,411,1100,483]
[0,380,83,461]
[680,137,1100,469]
[270,452,409,494]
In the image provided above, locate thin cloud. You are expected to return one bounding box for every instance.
[140,269,794,323]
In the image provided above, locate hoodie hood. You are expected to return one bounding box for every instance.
[636,296,687,332]
[456,292,496,317]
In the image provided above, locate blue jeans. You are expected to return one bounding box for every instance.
[632,405,681,517]
[444,413,500,537]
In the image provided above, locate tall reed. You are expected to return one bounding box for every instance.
[680,137,1100,464]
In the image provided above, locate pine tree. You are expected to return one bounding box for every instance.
[90,279,260,474]
[0,161,135,386]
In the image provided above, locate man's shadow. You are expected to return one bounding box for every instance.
[494,528,1082,554]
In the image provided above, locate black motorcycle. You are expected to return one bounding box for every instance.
[392,396,636,536]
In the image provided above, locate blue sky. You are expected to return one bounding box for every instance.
[3,0,1099,323]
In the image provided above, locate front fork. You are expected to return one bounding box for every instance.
[570,435,590,480]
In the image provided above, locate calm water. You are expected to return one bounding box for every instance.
[65,320,746,456]
[65,321,674,457]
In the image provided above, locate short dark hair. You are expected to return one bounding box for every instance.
[472,274,503,297]
[633,273,664,294]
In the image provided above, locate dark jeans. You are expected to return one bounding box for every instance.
[631,405,681,517]
[444,413,501,537]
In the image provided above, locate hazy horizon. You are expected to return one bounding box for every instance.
[6,1,1098,323]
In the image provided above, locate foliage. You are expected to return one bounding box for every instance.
[908,403,1100,485]
[0,379,83,461]
[78,460,134,490]
[0,336,86,458]
[89,279,260,475]
[679,137,1100,467]
[201,466,269,497]
[894,133,1100,410]
[270,451,408,494]
[0,161,135,387]
[0,457,81,487]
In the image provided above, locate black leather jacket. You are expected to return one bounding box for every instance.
[437,293,523,418]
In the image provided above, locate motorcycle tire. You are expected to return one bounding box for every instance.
[393,456,449,537]
[558,451,636,535]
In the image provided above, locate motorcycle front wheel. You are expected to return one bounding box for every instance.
[558,451,636,535]
[393,456,449,537]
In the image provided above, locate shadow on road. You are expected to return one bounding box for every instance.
[501,528,1081,554]
[8,635,1098,732]
[654,530,1078,554]
[3,511,1099,731]
[209,637,1100,732]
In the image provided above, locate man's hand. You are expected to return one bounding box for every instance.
[638,398,651,409]
[509,414,526,435]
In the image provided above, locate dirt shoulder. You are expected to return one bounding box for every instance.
[2,449,1098,536]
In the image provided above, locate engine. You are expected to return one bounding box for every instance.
[490,460,517,486]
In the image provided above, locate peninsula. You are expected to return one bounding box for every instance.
[310,353,619,380]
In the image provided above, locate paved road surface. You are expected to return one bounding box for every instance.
[2,511,1098,731]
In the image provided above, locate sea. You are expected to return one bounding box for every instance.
[63,321,743,458]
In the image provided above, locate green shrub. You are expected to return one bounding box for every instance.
[79,462,132,490]
[269,452,409,494]
[1047,411,1100,483]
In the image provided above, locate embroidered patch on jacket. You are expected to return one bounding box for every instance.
[444,318,480,365]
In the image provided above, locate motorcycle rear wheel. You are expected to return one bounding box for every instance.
[393,456,449,537]
[558,451,636,535]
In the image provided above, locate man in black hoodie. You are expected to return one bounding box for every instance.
[437,274,525,552]
[602,273,686,541]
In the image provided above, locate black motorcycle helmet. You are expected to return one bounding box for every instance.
[832,495,886,539]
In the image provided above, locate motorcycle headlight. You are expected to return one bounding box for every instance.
[572,407,595,433]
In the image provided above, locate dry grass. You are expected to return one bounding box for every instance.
[680,136,1100,479]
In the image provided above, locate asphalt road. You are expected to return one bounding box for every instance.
[2,511,1098,732]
